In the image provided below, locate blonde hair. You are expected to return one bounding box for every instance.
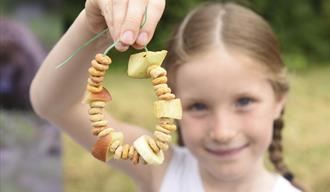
[164,2,288,97]
[163,2,307,191]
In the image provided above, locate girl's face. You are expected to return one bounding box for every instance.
[175,48,285,180]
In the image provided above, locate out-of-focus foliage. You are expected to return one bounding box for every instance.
[1,0,83,31]
[245,0,330,68]
[2,0,329,69]
[153,0,330,69]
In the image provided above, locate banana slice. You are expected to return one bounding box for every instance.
[133,135,164,165]
[154,99,182,119]
[106,132,124,161]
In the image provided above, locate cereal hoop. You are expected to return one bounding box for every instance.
[83,51,182,165]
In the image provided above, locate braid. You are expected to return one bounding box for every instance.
[269,112,308,191]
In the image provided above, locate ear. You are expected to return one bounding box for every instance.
[274,94,287,119]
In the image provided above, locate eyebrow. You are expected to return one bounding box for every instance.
[234,90,255,95]
[179,94,203,101]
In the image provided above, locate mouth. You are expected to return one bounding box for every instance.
[205,143,249,158]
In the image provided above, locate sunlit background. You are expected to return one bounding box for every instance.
[0,0,329,192]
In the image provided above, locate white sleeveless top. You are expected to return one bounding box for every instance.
[159,147,301,192]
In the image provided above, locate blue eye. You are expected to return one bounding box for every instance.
[189,103,207,111]
[236,98,253,107]
[187,102,209,117]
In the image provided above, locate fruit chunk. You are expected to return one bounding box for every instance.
[154,99,182,119]
[145,50,167,65]
[133,135,164,165]
[91,131,124,162]
[82,88,112,104]
[91,134,112,162]
[127,50,167,78]
[106,132,124,160]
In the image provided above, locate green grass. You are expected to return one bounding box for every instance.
[63,66,329,192]
[283,66,330,192]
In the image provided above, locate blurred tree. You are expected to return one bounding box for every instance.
[58,0,84,32]
[1,0,83,32]
[245,0,330,66]
[151,0,330,68]
[2,0,328,67]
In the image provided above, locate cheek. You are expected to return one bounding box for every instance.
[179,115,207,147]
[243,108,274,151]
[252,118,273,150]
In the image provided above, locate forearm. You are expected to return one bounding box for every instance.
[30,10,111,118]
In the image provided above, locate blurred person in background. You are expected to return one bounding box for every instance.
[0,18,62,192]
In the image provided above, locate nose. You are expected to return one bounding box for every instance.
[209,111,238,144]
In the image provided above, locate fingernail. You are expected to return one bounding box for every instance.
[137,32,148,46]
[120,31,134,45]
[115,42,129,52]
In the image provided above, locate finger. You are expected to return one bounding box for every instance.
[131,43,145,50]
[132,0,165,48]
[112,0,129,41]
[119,0,149,45]
[100,0,115,40]
[115,42,129,52]
[85,0,107,33]
[111,0,130,50]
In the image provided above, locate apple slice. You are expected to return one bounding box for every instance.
[133,135,164,165]
[91,133,112,162]
[154,99,182,119]
[127,50,167,78]
[91,131,124,162]
[82,87,112,104]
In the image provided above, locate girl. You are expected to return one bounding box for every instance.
[30,1,305,191]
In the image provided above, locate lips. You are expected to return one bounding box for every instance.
[206,143,249,157]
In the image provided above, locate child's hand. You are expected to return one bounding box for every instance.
[85,0,165,52]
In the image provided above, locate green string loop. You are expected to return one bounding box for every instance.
[56,6,148,69]
[55,28,108,69]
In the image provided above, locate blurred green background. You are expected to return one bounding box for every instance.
[2,0,330,69]
[1,0,329,191]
